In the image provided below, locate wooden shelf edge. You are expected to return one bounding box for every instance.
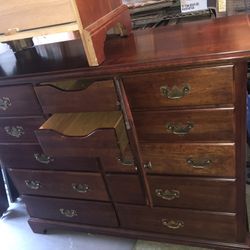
[0,22,79,43]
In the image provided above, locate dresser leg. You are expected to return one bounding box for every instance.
[28,219,47,234]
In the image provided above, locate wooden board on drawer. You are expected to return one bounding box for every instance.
[8,169,109,201]
[0,85,42,116]
[117,204,237,242]
[0,116,44,143]
[133,108,234,142]
[106,174,145,204]
[0,144,99,172]
[36,112,128,157]
[0,0,76,35]
[148,176,236,212]
[141,143,235,177]
[122,65,234,110]
[23,196,118,227]
[34,79,119,114]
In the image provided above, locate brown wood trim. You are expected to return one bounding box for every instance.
[28,217,250,250]
[234,61,248,241]
[114,77,152,207]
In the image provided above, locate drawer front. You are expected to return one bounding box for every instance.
[34,80,119,114]
[133,109,234,142]
[106,174,145,204]
[0,144,99,172]
[0,85,42,116]
[117,204,237,242]
[122,65,234,109]
[36,129,120,158]
[24,196,118,227]
[141,143,235,177]
[8,170,109,201]
[0,117,44,143]
[149,176,236,212]
[0,0,75,34]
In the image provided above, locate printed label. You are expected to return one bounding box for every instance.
[181,0,208,13]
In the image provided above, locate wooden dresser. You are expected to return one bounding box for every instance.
[1,14,250,249]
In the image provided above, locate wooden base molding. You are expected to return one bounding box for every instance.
[28,218,250,250]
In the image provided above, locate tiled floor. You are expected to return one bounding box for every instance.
[1,185,250,250]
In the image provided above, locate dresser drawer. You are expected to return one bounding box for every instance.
[8,169,109,201]
[149,176,236,212]
[24,196,118,227]
[0,144,99,171]
[36,112,128,158]
[0,85,42,116]
[141,143,235,177]
[106,174,145,204]
[117,204,237,242]
[122,65,234,109]
[34,79,119,114]
[133,109,234,142]
[0,116,45,143]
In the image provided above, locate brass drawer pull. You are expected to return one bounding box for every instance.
[160,84,190,99]
[117,157,138,171]
[162,219,184,230]
[0,97,11,111]
[155,189,180,201]
[25,180,41,190]
[72,183,90,193]
[143,161,153,169]
[59,208,78,218]
[118,157,134,166]
[187,158,212,169]
[4,126,24,138]
[166,122,193,135]
[34,153,54,164]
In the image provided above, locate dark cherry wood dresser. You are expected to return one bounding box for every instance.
[1,14,250,249]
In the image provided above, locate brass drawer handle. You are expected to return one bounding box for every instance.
[59,208,78,218]
[155,189,180,201]
[166,122,193,135]
[118,157,134,166]
[4,126,24,138]
[0,97,11,111]
[34,153,54,164]
[72,183,90,193]
[162,219,184,230]
[144,161,153,169]
[25,180,41,190]
[117,157,138,171]
[187,158,212,169]
[160,84,190,99]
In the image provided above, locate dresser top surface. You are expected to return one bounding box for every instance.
[0,14,250,81]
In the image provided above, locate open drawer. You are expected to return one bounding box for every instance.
[35,111,128,158]
[34,79,119,114]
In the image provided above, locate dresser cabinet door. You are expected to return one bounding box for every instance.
[0,85,42,116]
[122,65,234,109]
[24,196,118,227]
[0,116,45,143]
[117,204,237,242]
[0,144,99,172]
[133,109,234,142]
[8,170,109,201]
[141,143,235,177]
